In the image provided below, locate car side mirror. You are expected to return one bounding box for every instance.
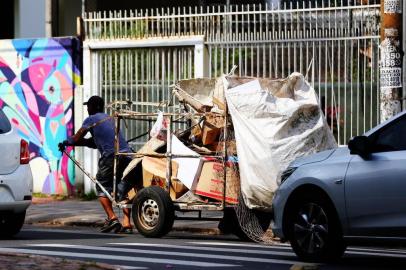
[348,136,370,158]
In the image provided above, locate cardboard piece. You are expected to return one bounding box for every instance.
[142,156,178,179]
[142,156,188,200]
[202,114,225,145]
[175,190,208,203]
[122,137,166,179]
[207,140,237,156]
[127,188,137,201]
[202,124,220,145]
[192,158,240,204]
[212,96,226,111]
[189,124,202,143]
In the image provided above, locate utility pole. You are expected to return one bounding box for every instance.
[380,0,403,122]
[45,0,52,37]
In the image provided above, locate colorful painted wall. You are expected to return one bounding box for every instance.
[0,38,81,195]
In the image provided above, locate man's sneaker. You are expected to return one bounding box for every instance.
[100,218,121,233]
[116,226,133,234]
[113,223,123,233]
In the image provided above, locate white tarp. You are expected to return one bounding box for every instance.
[171,135,201,189]
[225,72,337,210]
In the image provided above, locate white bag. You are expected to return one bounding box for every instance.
[225,73,337,210]
[149,111,168,141]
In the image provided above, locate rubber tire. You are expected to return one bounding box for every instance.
[0,211,26,238]
[132,186,174,238]
[218,207,272,241]
[285,194,346,262]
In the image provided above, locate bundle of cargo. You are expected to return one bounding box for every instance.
[171,77,241,205]
[171,73,337,210]
[117,71,336,241]
[134,122,240,205]
[121,126,239,206]
[122,72,337,208]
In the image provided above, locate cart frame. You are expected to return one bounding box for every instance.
[62,105,233,233]
[111,106,231,215]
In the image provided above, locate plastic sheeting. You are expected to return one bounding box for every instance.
[225,73,337,210]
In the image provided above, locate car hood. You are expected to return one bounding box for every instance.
[290,148,338,167]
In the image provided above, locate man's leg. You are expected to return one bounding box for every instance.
[117,156,133,229]
[100,195,132,231]
[97,155,122,232]
[99,195,122,233]
[122,208,131,228]
[99,196,117,220]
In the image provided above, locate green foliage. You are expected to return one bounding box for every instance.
[32,193,67,200]
[32,192,49,198]
[80,190,98,201]
[97,19,147,39]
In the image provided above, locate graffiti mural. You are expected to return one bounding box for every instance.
[0,38,81,195]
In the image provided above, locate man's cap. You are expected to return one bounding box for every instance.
[83,95,104,108]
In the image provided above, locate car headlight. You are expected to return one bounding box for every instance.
[280,167,297,184]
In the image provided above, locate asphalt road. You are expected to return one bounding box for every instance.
[1,226,406,270]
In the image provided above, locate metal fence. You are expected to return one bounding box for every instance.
[83,1,380,146]
[99,47,195,147]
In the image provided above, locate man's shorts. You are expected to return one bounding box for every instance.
[96,154,131,197]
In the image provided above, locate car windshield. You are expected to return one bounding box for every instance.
[0,109,11,134]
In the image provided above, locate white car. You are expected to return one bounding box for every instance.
[0,108,33,237]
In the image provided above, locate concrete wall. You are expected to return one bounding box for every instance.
[14,0,46,39]
[14,0,81,39]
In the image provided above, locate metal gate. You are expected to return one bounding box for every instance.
[83,1,380,146]
[83,37,208,151]
[98,46,195,147]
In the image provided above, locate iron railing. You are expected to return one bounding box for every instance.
[83,1,380,146]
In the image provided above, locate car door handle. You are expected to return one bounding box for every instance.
[334,179,343,184]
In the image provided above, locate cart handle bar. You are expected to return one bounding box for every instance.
[62,149,116,204]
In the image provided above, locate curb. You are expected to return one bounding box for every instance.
[28,218,223,235]
[171,227,221,235]
[28,219,281,241]
[51,220,222,235]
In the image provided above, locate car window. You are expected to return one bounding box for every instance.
[371,116,406,152]
[0,109,11,134]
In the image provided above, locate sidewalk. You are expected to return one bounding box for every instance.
[26,197,221,235]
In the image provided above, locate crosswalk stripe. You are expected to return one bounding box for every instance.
[345,250,406,259]
[29,244,315,266]
[188,241,292,249]
[189,241,406,258]
[108,242,295,256]
[348,246,406,255]
[0,247,237,268]
[117,266,148,270]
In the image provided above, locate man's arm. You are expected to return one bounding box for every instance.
[59,128,97,152]
[75,137,97,149]
[59,116,97,152]
[67,127,88,146]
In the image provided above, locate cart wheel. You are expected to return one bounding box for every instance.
[132,186,174,238]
